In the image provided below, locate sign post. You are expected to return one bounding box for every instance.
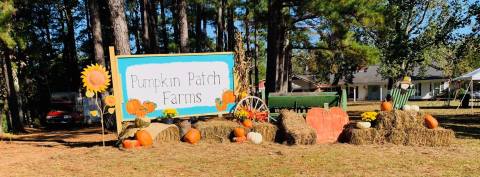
[109,47,235,134]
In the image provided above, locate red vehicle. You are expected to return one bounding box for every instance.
[46,92,84,127]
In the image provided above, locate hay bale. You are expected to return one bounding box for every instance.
[194,120,242,143]
[376,110,425,130]
[252,122,278,142]
[341,128,388,145]
[279,110,316,145]
[389,128,454,146]
[144,123,180,143]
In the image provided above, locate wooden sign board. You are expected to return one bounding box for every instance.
[109,47,235,134]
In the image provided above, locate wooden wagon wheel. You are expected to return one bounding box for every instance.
[233,96,271,122]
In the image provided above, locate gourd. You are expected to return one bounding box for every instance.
[184,128,201,144]
[242,119,253,128]
[222,90,236,104]
[135,130,153,147]
[126,99,141,115]
[135,116,151,128]
[246,132,262,144]
[122,139,141,149]
[424,114,438,129]
[233,127,245,137]
[380,101,393,111]
[306,107,349,144]
[356,121,371,129]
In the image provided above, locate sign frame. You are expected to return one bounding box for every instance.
[109,47,235,134]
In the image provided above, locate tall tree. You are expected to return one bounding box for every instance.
[108,0,131,54]
[159,0,169,53]
[148,0,160,53]
[216,0,225,52]
[89,0,105,65]
[140,0,151,52]
[177,0,189,52]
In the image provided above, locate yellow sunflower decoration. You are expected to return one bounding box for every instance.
[81,64,111,93]
[104,95,116,107]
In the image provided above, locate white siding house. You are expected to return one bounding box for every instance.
[334,66,448,101]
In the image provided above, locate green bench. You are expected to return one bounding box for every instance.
[267,92,341,114]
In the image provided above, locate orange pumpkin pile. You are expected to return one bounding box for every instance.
[126,99,157,118]
[122,130,153,149]
[233,127,246,143]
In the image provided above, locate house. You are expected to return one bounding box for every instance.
[334,65,449,101]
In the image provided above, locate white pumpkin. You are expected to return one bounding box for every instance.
[402,105,412,111]
[356,121,371,129]
[411,105,420,112]
[247,132,263,144]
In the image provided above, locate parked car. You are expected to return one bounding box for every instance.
[46,92,84,127]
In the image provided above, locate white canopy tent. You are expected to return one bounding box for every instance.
[453,68,480,110]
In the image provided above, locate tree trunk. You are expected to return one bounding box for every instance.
[227,6,235,51]
[216,0,224,52]
[148,0,160,53]
[108,0,131,55]
[140,0,151,53]
[89,0,105,65]
[130,0,142,53]
[2,50,24,133]
[266,1,289,94]
[159,0,169,53]
[177,0,189,53]
[195,2,203,52]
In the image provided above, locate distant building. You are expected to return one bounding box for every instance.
[333,65,449,101]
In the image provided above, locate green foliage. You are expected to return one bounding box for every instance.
[0,0,16,48]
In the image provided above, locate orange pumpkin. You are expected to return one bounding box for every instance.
[184,128,201,144]
[306,107,349,144]
[135,108,148,118]
[215,98,227,111]
[424,114,438,129]
[380,101,393,111]
[122,139,141,149]
[242,119,253,128]
[126,99,141,115]
[234,136,246,143]
[222,90,235,104]
[135,130,153,147]
[233,127,245,137]
[143,101,156,113]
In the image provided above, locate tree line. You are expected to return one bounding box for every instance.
[0,0,479,133]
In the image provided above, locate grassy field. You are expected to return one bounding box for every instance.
[1,101,479,177]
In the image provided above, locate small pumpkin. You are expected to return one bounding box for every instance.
[246,132,262,144]
[242,119,253,128]
[402,105,412,111]
[356,121,371,129]
[122,139,141,149]
[424,114,438,129]
[143,101,156,113]
[233,136,246,143]
[222,90,236,104]
[233,127,245,137]
[380,101,393,111]
[126,99,141,115]
[135,130,153,147]
[184,128,201,144]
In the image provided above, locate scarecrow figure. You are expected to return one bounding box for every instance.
[390,76,416,109]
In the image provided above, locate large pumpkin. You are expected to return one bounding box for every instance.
[306,107,349,144]
[135,130,153,147]
[126,99,141,115]
[381,101,393,111]
[424,114,438,129]
[184,128,201,144]
[143,101,156,113]
[222,90,235,104]
[233,127,245,137]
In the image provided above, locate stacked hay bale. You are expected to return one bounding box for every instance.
[278,110,316,145]
[343,110,454,146]
[194,120,278,143]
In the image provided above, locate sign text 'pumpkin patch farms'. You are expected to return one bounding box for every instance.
[110,51,235,121]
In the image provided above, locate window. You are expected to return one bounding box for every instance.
[415,83,422,97]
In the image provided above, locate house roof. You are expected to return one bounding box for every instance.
[334,65,446,85]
